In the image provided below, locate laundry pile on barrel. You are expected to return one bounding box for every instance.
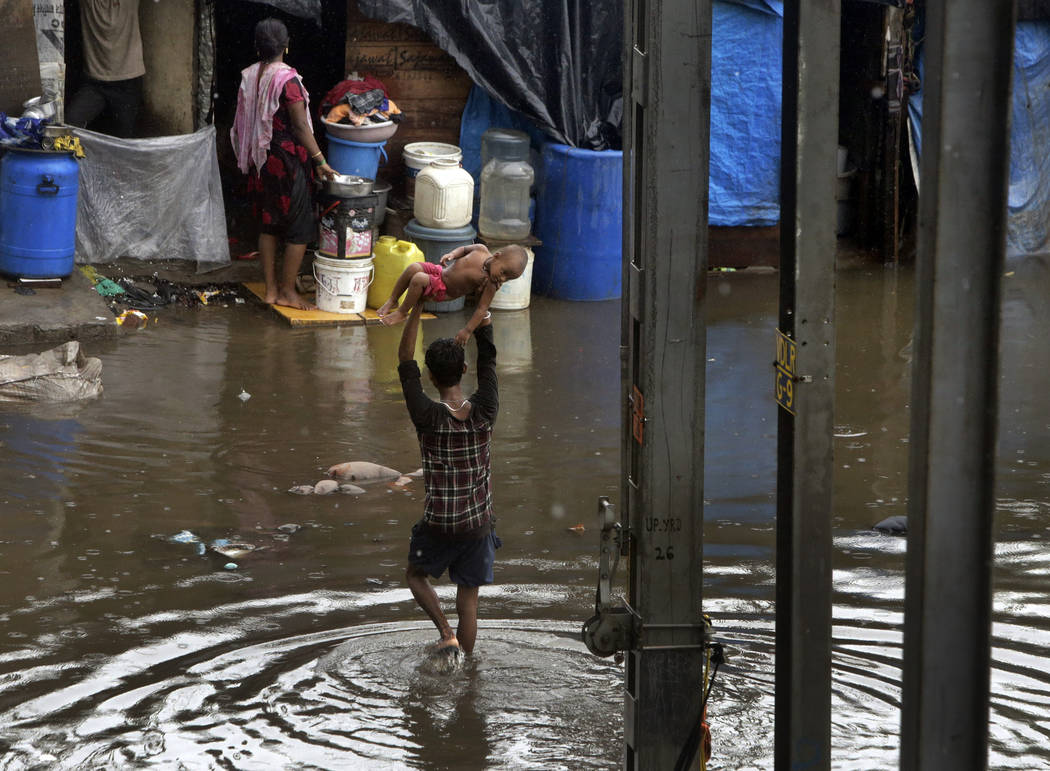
[319,75,404,126]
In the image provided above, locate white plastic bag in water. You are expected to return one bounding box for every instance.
[0,341,102,402]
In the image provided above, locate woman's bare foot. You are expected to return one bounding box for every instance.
[274,289,316,311]
[376,299,394,317]
[263,285,279,304]
[380,308,406,326]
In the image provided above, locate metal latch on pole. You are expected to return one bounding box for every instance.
[582,497,639,657]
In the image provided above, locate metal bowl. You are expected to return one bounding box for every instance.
[322,118,399,144]
[372,179,391,225]
[325,174,374,198]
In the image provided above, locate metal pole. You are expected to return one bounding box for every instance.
[899,3,1015,769]
[775,1,839,769]
[621,0,710,767]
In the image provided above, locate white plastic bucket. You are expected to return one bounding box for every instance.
[490,247,534,310]
[403,142,462,198]
[313,254,374,314]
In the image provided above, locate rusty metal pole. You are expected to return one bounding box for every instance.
[775,1,840,769]
[899,2,1016,769]
[620,0,711,767]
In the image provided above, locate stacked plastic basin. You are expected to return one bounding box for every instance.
[323,118,396,181]
[405,150,475,312]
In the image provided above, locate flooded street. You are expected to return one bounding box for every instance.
[1,255,1048,769]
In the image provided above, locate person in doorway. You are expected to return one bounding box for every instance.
[230,17,335,310]
[398,301,502,656]
[378,243,527,345]
[66,0,145,137]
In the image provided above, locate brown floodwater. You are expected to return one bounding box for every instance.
[0,254,1047,769]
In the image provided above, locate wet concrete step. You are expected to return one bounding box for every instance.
[0,270,118,347]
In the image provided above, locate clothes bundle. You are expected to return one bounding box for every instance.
[320,76,404,126]
[0,114,46,148]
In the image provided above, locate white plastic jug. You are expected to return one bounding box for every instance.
[414,158,474,229]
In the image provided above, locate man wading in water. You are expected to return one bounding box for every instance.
[397,303,502,658]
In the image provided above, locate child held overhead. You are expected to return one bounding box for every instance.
[376,243,528,345]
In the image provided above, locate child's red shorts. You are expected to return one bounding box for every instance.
[420,261,449,302]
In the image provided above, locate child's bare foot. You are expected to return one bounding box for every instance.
[376,299,394,317]
[274,289,316,311]
[380,308,406,326]
[263,285,278,304]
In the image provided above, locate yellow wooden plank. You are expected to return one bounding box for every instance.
[243,282,434,327]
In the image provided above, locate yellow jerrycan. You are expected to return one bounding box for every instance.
[368,236,423,310]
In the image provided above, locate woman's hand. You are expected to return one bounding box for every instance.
[316,162,337,181]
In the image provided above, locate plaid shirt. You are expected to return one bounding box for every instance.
[398,325,498,535]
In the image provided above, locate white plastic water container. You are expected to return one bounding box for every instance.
[413,158,474,229]
[478,131,534,240]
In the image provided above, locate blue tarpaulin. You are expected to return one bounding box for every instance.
[909,21,1050,256]
[709,2,783,226]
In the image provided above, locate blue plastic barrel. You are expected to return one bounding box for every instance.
[402,219,476,312]
[0,148,79,278]
[533,143,622,300]
[326,136,387,180]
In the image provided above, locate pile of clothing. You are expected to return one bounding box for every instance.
[320,75,403,126]
[0,114,45,148]
[0,115,84,157]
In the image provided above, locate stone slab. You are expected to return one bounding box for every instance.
[0,269,118,348]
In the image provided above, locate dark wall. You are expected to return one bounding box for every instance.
[213,1,347,162]
[213,0,346,240]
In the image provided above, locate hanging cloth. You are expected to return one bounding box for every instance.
[230,61,313,175]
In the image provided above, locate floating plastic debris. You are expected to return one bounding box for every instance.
[115,309,149,328]
[313,479,340,495]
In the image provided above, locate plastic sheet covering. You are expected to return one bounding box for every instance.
[239,0,320,24]
[449,1,783,224]
[0,342,102,403]
[909,21,1050,256]
[709,1,783,226]
[73,125,230,270]
[355,0,623,150]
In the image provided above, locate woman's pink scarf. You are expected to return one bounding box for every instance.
[230,61,313,175]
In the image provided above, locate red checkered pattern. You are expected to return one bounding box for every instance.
[417,416,493,533]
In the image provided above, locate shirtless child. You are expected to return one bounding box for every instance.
[377,243,528,345]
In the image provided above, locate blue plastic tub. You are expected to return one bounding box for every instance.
[533,144,622,300]
[326,135,387,180]
[402,219,476,313]
[0,148,80,278]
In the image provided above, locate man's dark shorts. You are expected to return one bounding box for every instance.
[408,520,502,587]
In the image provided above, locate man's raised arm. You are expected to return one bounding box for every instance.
[398,302,424,362]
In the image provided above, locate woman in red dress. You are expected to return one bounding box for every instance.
[231,18,335,310]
